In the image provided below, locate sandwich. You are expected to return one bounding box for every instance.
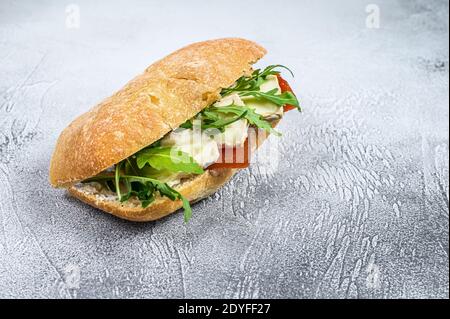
[49,38,301,222]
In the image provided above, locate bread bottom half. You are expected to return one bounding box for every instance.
[68,168,236,222]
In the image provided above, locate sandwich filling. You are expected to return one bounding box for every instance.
[82,65,300,221]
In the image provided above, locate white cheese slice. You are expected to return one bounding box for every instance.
[216,118,248,147]
[213,93,249,147]
[161,128,220,168]
[213,93,246,107]
[259,75,282,94]
[241,75,283,118]
[157,128,220,186]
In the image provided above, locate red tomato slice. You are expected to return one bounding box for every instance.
[276,74,297,112]
[207,138,250,169]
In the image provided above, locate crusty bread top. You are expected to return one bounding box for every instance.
[49,38,266,187]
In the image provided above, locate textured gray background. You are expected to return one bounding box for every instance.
[0,0,448,299]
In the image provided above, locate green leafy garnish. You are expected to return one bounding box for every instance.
[240,89,299,108]
[221,65,300,112]
[180,104,278,135]
[84,167,193,222]
[221,64,294,96]
[208,105,281,136]
[180,107,248,132]
[115,162,123,201]
[136,147,204,174]
[122,175,192,222]
[202,109,248,130]
[182,64,299,131]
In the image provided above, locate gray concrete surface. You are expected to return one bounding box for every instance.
[0,0,448,298]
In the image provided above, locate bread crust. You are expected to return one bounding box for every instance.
[49,38,266,187]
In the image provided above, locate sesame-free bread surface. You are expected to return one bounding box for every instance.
[49,38,266,187]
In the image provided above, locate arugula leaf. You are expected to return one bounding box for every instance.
[257,64,295,78]
[122,175,192,222]
[180,196,192,222]
[221,64,300,112]
[182,64,298,132]
[85,173,193,222]
[179,121,193,129]
[240,89,299,108]
[115,162,122,201]
[180,108,247,132]
[221,64,294,96]
[209,105,280,136]
[120,176,132,202]
[244,107,282,136]
[202,109,248,130]
[136,147,204,174]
